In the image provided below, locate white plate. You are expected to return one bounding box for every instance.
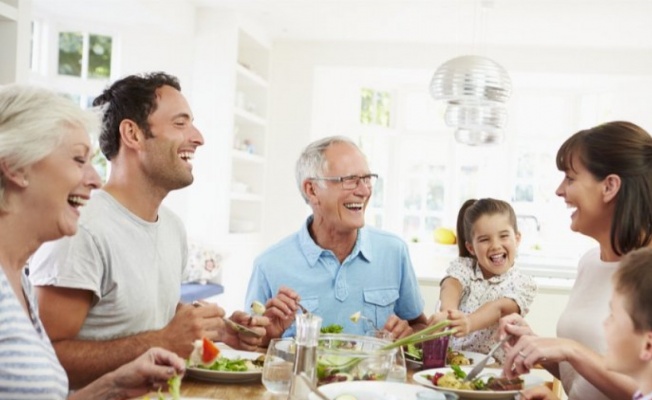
[406,351,496,369]
[186,349,263,383]
[413,366,544,399]
[309,381,436,400]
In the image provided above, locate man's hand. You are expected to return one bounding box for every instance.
[261,286,301,341]
[382,315,413,339]
[161,303,225,357]
[222,311,269,351]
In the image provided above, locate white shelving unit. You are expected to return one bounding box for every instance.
[0,0,30,85]
[229,28,270,235]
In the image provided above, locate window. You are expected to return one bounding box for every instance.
[30,20,115,183]
[58,31,112,79]
[360,88,392,127]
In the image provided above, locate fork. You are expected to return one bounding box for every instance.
[463,335,511,382]
[296,301,310,315]
[192,301,263,338]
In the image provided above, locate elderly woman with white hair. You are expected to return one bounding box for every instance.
[0,84,185,399]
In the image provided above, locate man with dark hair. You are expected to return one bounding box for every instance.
[30,72,267,388]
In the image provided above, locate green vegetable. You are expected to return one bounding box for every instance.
[321,324,344,334]
[383,320,455,350]
[405,343,422,360]
[168,374,181,400]
[200,356,251,372]
[451,364,466,379]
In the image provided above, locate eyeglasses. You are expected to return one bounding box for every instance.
[310,174,378,190]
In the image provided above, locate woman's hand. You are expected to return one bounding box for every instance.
[498,313,535,344]
[503,335,572,378]
[109,347,185,399]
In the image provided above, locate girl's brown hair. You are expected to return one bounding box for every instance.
[456,198,519,258]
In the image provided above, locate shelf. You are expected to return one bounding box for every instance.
[232,150,265,164]
[236,64,268,89]
[234,107,267,127]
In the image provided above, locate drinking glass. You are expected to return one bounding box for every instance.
[421,335,450,369]
[262,338,295,394]
[386,345,407,382]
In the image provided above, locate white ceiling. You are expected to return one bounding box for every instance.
[33,0,652,50]
[192,0,652,49]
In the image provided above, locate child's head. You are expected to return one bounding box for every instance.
[604,247,652,382]
[456,198,521,278]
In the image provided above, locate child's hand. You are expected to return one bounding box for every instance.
[446,309,472,337]
[426,311,448,327]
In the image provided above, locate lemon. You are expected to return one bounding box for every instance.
[434,227,456,245]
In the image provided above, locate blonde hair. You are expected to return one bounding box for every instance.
[0,84,99,210]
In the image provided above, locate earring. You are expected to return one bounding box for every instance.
[22,179,28,187]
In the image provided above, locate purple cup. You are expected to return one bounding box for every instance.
[421,335,450,369]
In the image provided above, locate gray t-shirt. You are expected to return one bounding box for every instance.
[29,190,187,340]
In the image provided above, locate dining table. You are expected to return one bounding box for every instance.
[177,368,560,399]
[179,370,422,400]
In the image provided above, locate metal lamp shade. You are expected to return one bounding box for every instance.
[430,55,512,104]
[455,128,504,146]
[444,103,508,130]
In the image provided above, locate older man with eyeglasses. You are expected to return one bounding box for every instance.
[245,136,428,344]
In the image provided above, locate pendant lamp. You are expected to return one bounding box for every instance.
[430,55,512,146]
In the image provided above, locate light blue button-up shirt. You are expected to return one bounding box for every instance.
[245,216,424,337]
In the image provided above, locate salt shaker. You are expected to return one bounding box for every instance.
[288,312,322,400]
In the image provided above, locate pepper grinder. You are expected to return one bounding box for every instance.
[288,312,322,400]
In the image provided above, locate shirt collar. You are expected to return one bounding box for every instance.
[299,216,372,267]
[470,260,514,283]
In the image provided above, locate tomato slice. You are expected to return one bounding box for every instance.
[201,337,220,364]
[432,372,444,385]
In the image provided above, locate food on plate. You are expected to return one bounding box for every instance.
[188,338,265,372]
[485,377,524,390]
[188,337,220,367]
[321,323,344,334]
[446,349,472,366]
[427,365,523,391]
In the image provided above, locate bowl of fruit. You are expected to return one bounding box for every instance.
[316,334,397,385]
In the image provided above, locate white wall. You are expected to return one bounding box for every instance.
[263,41,652,249]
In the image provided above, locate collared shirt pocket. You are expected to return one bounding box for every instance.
[362,288,399,330]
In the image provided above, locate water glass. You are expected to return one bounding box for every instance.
[421,335,450,369]
[262,338,295,394]
[386,345,407,382]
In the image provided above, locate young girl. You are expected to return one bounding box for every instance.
[429,198,537,363]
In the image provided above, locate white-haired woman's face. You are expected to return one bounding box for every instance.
[25,125,101,240]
